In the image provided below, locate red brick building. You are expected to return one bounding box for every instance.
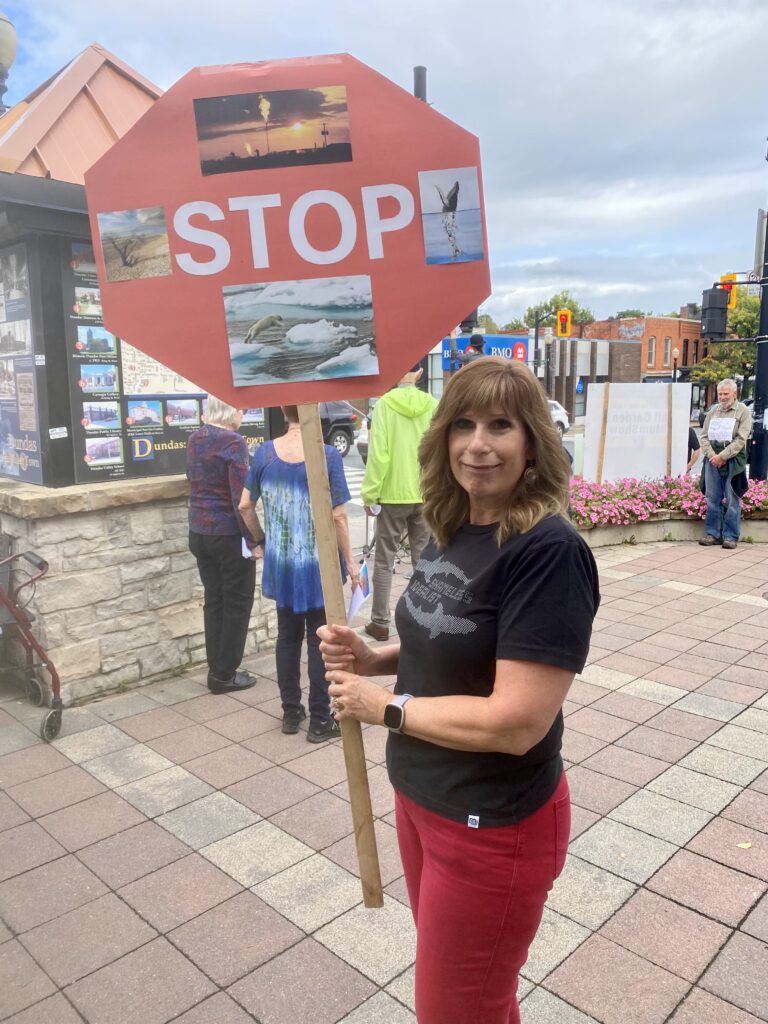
[581,309,707,414]
[463,306,706,423]
[493,330,643,421]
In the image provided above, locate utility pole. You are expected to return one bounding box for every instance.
[413,66,427,103]
[413,66,430,393]
[749,225,768,478]
[749,152,768,480]
[533,309,556,395]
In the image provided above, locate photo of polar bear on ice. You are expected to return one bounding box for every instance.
[223,275,378,387]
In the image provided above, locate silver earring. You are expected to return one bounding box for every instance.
[524,463,536,483]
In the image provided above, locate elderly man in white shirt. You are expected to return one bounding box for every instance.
[699,378,752,549]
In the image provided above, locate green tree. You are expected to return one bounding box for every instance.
[523,291,594,328]
[500,318,527,332]
[689,293,758,396]
[477,312,500,333]
[614,308,646,318]
[728,292,759,340]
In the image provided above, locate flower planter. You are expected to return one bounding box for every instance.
[569,476,768,547]
[576,514,768,549]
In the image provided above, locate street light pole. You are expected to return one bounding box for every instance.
[533,310,556,394]
[413,65,430,393]
[672,347,679,384]
[0,14,17,115]
[749,172,768,480]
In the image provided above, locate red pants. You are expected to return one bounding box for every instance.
[395,773,570,1024]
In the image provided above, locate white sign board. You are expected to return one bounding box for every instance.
[584,383,692,482]
[707,417,736,443]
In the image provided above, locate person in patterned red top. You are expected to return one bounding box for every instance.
[187,397,263,694]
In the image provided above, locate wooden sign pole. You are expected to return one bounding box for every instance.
[297,404,383,909]
[596,383,611,484]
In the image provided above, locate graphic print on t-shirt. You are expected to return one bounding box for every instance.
[403,554,478,639]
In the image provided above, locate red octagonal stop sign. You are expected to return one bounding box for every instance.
[84,54,490,407]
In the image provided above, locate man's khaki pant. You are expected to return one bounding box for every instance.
[370,503,430,627]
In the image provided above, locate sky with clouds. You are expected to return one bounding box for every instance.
[4,0,767,324]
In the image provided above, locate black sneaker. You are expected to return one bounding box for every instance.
[208,669,257,694]
[306,719,341,743]
[282,705,307,735]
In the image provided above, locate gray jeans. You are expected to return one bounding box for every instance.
[371,503,430,627]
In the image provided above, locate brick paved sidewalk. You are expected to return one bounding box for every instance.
[0,541,767,1024]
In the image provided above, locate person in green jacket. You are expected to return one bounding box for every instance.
[361,366,439,641]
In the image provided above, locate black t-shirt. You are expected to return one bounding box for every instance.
[387,515,600,827]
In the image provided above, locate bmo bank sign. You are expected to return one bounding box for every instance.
[442,335,527,371]
[85,54,490,409]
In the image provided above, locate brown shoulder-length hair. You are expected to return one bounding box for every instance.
[420,357,571,546]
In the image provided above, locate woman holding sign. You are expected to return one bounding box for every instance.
[239,405,360,742]
[318,358,600,1024]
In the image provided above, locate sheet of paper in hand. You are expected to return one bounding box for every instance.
[347,562,370,624]
[707,417,736,443]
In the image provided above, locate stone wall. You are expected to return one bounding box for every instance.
[0,475,276,705]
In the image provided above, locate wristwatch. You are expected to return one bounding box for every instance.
[384,694,413,733]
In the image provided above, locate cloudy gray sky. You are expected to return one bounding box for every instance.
[6,0,767,323]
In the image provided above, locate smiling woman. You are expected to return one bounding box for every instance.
[448,410,532,525]
[421,356,572,544]
[317,356,600,1023]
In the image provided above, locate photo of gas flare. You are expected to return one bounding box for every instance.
[418,167,484,266]
[223,275,378,387]
[194,86,352,175]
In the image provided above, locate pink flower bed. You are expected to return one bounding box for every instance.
[569,476,768,529]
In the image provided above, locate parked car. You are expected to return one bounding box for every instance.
[548,400,569,435]
[319,401,359,457]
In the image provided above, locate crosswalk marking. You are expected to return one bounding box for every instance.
[343,466,366,507]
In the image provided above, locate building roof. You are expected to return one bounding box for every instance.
[0,43,161,184]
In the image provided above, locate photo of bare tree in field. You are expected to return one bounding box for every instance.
[96,207,172,283]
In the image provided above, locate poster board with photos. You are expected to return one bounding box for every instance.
[85,54,491,407]
[63,240,266,482]
[0,243,43,483]
[584,382,691,483]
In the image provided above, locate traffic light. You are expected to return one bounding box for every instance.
[556,309,572,337]
[701,287,728,340]
[720,273,737,310]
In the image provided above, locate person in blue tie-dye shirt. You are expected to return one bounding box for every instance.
[239,405,359,742]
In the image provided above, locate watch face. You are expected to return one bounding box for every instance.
[384,702,403,730]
